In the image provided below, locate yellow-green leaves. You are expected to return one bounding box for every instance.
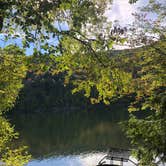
[0,46,27,113]
[0,116,18,150]
[0,116,31,166]
[2,147,31,166]
[55,37,133,105]
[0,46,31,166]
[55,39,165,108]
[123,90,166,165]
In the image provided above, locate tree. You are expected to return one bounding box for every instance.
[121,1,166,165]
[123,88,166,165]
[0,0,113,53]
[0,46,31,166]
[0,116,31,166]
[0,45,27,113]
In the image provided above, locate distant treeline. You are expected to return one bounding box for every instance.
[13,72,90,113]
[12,71,133,114]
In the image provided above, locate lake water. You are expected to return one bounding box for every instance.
[10,108,137,166]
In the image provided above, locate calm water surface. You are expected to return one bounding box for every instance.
[10,108,133,166]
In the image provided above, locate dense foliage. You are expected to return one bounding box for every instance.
[0,46,27,113]
[0,117,31,166]
[122,87,166,165]
[13,71,91,113]
[0,46,31,165]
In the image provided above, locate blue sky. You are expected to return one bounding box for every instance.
[0,35,34,55]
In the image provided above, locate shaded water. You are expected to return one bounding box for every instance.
[10,108,131,166]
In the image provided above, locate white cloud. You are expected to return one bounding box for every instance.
[105,0,149,26]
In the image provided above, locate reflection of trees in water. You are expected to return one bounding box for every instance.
[11,110,130,159]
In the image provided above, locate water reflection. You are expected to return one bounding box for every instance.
[10,109,129,160]
[27,153,138,166]
[8,108,132,166]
